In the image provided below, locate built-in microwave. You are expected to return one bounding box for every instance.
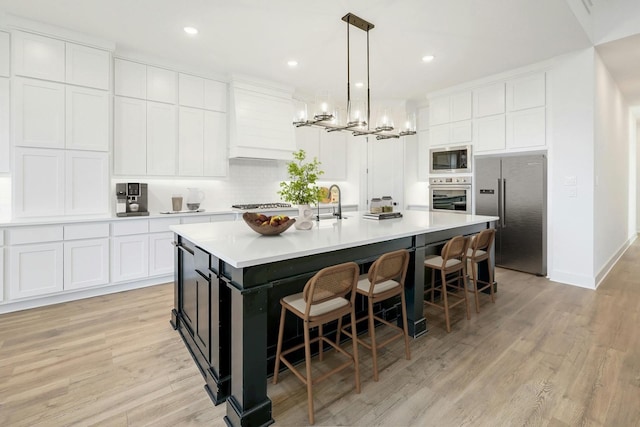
[429,145,471,174]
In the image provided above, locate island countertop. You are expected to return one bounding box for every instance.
[170,210,499,268]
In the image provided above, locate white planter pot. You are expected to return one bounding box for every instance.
[295,204,314,230]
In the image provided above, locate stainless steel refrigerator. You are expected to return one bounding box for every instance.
[475,154,546,276]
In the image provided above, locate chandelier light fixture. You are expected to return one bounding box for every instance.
[293,13,417,140]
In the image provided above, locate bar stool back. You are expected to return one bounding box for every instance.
[467,228,496,312]
[423,235,470,332]
[341,249,411,381]
[272,261,361,425]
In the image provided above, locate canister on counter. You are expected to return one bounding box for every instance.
[382,196,393,212]
[370,197,383,213]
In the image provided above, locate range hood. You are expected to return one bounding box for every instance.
[228,76,296,160]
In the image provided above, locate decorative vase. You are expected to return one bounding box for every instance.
[295,204,314,230]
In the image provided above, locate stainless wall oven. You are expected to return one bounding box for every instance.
[429,176,471,214]
[429,145,471,174]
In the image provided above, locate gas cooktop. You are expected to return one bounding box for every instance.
[231,203,292,210]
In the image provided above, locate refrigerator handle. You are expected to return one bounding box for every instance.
[497,178,502,228]
[502,178,506,228]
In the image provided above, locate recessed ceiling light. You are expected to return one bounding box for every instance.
[287,60,298,67]
[355,82,364,88]
[184,27,198,35]
[422,55,435,63]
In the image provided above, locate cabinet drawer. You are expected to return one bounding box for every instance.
[64,223,110,240]
[9,225,64,245]
[149,217,181,233]
[111,220,149,236]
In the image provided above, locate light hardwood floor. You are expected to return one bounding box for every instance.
[2,241,640,426]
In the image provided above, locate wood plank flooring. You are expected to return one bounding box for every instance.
[1,241,640,426]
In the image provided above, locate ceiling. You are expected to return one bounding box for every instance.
[0,0,593,104]
[596,32,640,106]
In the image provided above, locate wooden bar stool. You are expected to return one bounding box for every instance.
[340,249,411,381]
[466,228,496,313]
[272,262,361,425]
[423,235,470,333]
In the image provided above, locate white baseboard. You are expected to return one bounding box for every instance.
[595,234,637,288]
[547,270,595,289]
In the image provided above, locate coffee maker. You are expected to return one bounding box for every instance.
[116,183,149,217]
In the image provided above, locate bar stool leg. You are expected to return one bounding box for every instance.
[304,321,314,424]
[461,267,470,320]
[319,324,324,361]
[273,306,286,384]
[430,270,436,302]
[368,298,379,381]
[400,290,411,360]
[441,269,451,333]
[336,316,343,345]
[472,260,480,313]
[488,258,495,303]
[350,307,361,393]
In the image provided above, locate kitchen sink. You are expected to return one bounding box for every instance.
[316,213,348,220]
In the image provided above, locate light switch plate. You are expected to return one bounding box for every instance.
[564,176,577,186]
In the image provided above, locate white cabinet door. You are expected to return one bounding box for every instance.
[147,101,177,176]
[149,232,174,276]
[10,242,64,298]
[147,66,176,104]
[203,110,227,177]
[14,148,65,217]
[417,130,429,181]
[114,58,146,99]
[114,96,147,175]
[506,73,545,112]
[506,107,546,149]
[0,78,9,173]
[474,115,506,153]
[13,78,65,148]
[429,124,450,147]
[450,121,472,143]
[0,31,9,77]
[429,96,450,126]
[473,83,505,118]
[65,151,109,215]
[204,79,227,112]
[65,43,110,90]
[368,139,404,208]
[66,85,109,151]
[12,31,65,82]
[0,247,3,302]
[64,238,109,289]
[179,107,204,176]
[319,130,347,181]
[179,73,205,108]
[111,235,149,282]
[450,91,472,122]
[417,106,429,132]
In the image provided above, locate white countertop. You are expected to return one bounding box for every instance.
[170,211,499,268]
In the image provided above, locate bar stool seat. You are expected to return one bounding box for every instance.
[273,262,361,425]
[466,228,496,313]
[423,235,470,333]
[341,249,411,382]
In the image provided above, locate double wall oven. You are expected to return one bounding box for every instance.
[429,145,472,214]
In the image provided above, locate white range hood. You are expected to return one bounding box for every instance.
[228,76,295,160]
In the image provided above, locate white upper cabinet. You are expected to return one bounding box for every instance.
[12,31,65,82]
[450,121,472,143]
[429,124,451,147]
[0,31,9,78]
[14,147,65,217]
[417,106,429,132]
[147,101,177,175]
[506,73,545,112]
[179,107,204,176]
[65,43,110,90]
[179,73,205,108]
[450,92,472,122]
[506,107,546,149]
[0,78,9,173]
[147,66,176,104]
[114,58,146,99]
[114,96,147,175]
[474,115,506,153]
[428,96,450,126]
[65,150,109,215]
[473,83,505,117]
[204,79,227,112]
[203,110,227,177]
[12,78,66,149]
[65,85,109,151]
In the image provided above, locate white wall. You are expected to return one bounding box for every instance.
[548,49,596,288]
[593,51,632,283]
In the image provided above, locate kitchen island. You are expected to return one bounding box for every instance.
[170,210,498,427]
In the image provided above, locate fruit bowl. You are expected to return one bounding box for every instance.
[242,212,296,236]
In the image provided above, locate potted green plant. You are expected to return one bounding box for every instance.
[278,149,324,230]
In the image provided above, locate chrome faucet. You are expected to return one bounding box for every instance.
[328,184,342,219]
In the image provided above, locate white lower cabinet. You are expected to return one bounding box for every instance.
[111,234,149,283]
[149,232,174,276]
[64,238,109,290]
[9,242,64,299]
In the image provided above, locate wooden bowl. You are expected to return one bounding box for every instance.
[242,212,296,235]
